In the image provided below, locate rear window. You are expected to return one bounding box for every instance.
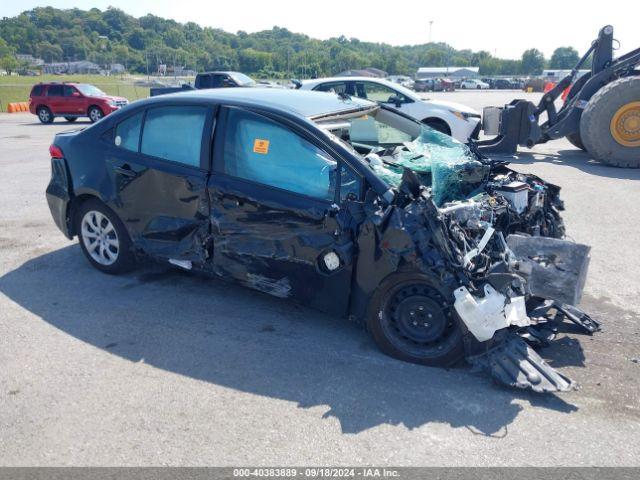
[140,106,207,167]
[47,85,63,96]
[31,85,44,96]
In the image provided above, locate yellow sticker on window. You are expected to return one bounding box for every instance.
[253,139,270,154]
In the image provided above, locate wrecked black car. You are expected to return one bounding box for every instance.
[46,88,599,393]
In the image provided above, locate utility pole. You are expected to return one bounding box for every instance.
[428,20,434,43]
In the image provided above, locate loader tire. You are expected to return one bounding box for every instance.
[566,132,586,151]
[580,76,640,168]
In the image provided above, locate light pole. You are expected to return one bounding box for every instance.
[428,20,434,43]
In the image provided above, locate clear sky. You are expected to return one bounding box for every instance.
[1,0,636,60]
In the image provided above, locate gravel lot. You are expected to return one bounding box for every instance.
[1,91,639,466]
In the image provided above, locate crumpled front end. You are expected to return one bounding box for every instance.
[430,167,599,393]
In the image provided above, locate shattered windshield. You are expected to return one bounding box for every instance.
[317,107,487,205]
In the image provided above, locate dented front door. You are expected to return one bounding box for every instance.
[207,106,355,316]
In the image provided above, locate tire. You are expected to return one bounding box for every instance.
[75,199,136,274]
[566,131,586,151]
[580,76,640,168]
[88,106,104,123]
[64,117,78,122]
[423,118,451,136]
[37,106,53,124]
[366,272,465,367]
[461,84,467,89]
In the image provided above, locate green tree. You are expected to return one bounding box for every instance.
[521,48,546,75]
[0,55,18,74]
[549,47,579,69]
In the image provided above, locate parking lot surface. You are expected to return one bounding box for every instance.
[1,91,639,466]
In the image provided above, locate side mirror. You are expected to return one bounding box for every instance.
[72,91,81,97]
[222,79,234,87]
[388,95,403,107]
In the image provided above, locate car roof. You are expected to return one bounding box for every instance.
[149,88,376,119]
[302,76,393,85]
[301,77,421,101]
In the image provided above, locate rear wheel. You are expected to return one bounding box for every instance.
[64,117,78,122]
[566,131,586,151]
[366,273,464,367]
[580,76,640,167]
[76,199,136,274]
[88,106,104,123]
[37,106,53,124]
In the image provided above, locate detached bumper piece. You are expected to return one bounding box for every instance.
[470,333,575,393]
[467,304,601,393]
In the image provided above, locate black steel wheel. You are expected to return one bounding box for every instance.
[367,273,464,367]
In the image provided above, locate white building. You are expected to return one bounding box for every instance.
[542,69,590,81]
[416,66,480,79]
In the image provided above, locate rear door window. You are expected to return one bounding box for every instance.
[63,85,78,96]
[31,85,44,96]
[314,82,348,94]
[47,85,63,97]
[140,106,207,168]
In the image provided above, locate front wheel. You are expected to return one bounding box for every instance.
[76,199,136,274]
[580,76,640,167]
[366,273,465,367]
[88,106,104,123]
[37,106,53,124]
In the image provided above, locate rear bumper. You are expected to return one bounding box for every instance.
[45,158,73,239]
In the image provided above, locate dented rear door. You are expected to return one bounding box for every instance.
[104,104,214,262]
[207,106,356,316]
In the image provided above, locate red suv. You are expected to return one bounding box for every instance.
[29,83,129,124]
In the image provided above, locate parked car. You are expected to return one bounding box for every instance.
[387,75,415,89]
[481,78,496,89]
[413,78,438,92]
[460,79,490,89]
[438,78,455,91]
[493,79,517,89]
[45,88,597,392]
[297,76,481,141]
[29,82,128,124]
[150,71,282,97]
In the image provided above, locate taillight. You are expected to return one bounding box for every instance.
[49,144,64,159]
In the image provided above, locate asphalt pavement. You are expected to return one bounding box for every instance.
[1,90,639,466]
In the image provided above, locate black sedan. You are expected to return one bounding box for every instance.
[45,88,597,392]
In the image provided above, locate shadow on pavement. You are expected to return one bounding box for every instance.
[494,149,640,181]
[0,245,581,436]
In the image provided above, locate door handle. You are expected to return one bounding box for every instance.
[114,164,137,178]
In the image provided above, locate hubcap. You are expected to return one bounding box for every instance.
[81,210,119,266]
[39,109,49,121]
[90,109,102,121]
[610,101,640,147]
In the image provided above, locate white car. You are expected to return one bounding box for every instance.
[460,79,490,90]
[298,77,481,142]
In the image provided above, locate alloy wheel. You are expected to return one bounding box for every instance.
[81,210,119,266]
